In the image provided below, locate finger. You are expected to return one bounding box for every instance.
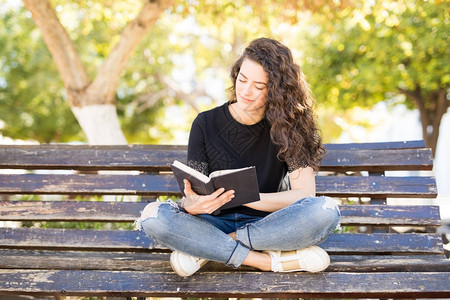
[183,179,196,196]
[219,190,235,204]
[219,189,235,200]
[210,187,226,198]
[205,190,235,213]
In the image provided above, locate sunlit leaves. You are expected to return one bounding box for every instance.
[0,3,83,142]
[297,0,448,110]
[1,0,447,146]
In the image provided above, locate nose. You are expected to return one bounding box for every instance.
[242,83,252,96]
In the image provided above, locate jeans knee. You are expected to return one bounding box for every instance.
[321,196,338,210]
[319,196,340,227]
[134,202,163,231]
[141,202,161,219]
[306,196,340,227]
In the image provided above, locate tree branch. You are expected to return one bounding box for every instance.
[398,86,422,105]
[159,75,204,113]
[23,0,90,102]
[135,89,168,113]
[86,0,174,105]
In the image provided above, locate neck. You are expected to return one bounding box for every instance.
[229,102,265,125]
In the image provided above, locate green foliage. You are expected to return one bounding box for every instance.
[298,0,449,111]
[118,15,177,144]
[0,1,178,144]
[0,0,447,145]
[0,4,83,142]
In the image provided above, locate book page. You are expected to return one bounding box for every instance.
[209,166,253,178]
[172,160,210,183]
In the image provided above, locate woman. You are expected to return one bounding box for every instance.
[136,38,340,277]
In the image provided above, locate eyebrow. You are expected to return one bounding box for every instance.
[239,72,267,85]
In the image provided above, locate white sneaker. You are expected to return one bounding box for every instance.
[265,245,330,273]
[169,250,208,277]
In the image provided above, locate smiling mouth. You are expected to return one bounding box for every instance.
[239,95,253,102]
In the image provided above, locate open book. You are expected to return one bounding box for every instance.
[171,160,260,213]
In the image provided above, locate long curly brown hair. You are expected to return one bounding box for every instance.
[228,38,325,171]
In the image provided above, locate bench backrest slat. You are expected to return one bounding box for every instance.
[0,143,433,172]
[0,174,438,198]
[322,148,433,171]
[323,140,425,150]
[0,201,442,226]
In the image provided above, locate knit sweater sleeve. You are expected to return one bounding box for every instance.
[186,114,209,176]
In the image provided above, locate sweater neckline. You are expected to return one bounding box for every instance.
[223,102,267,128]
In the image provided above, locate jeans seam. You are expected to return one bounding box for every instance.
[225,241,241,267]
[246,226,254,250]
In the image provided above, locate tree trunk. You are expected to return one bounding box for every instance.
[22,0,174,144]
[72,105,127,145]
[399,86,449,157]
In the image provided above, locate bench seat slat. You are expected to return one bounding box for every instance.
[0,269,449,298]
[327,254,450,272]
[0,228,444,253]
[0,174,438,198]
[1,249,449,273]
[0,201,442,226]
[0,144,433,172]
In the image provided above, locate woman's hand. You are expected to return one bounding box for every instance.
[180,179,235,215]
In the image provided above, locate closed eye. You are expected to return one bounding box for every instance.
[238,72,266,90]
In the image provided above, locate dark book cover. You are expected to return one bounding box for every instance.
[171,160,260,212]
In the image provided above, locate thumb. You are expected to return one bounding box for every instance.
[183,179,194,195]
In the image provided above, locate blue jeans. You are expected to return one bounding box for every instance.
[137,196,340,268]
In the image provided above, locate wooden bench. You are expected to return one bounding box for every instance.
[0,140,449,299]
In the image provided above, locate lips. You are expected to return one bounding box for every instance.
[239,94,253,103]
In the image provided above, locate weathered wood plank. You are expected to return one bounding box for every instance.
[323,140,425,150]
[0,269,449,298]
[0,201,442,226]
[0,250,172,272]
[321,148,433,171]
[0,227,162,251]
[0,143,433,172]
[0,201,151,222]
[318,233,444,253]
[316,175,437,198]
[1,249,449,273]
[0,144,185,172]
[0,174,179,196]
[0,174,438,198]
[339,204,441,226]
[327,254,450,272]
[0,228,444,253]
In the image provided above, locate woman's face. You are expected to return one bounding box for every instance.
[235,58,268,113]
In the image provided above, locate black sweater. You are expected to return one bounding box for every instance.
[187,103,289,217]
